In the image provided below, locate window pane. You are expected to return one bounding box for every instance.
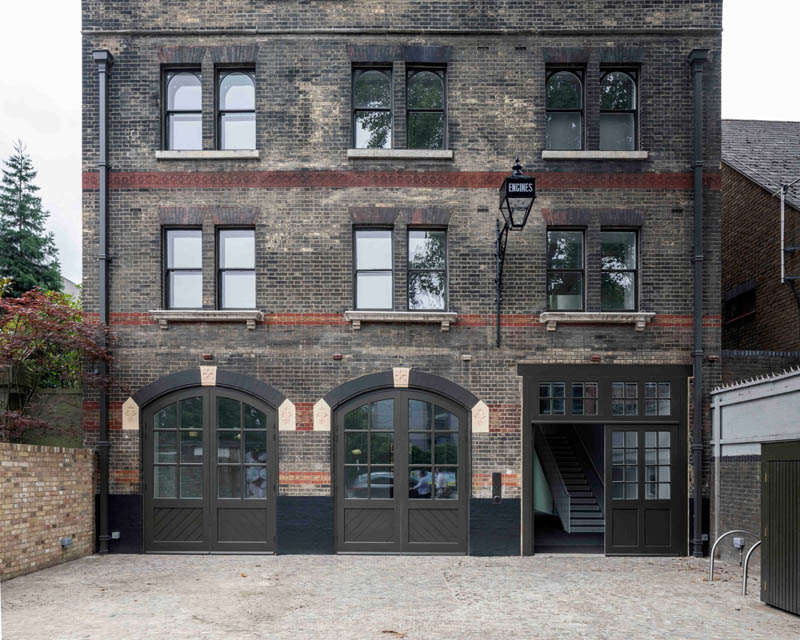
[356,272,392,309]
[221,271,256,309]
[547,272,583,310]
[434,433,458,465]
[408,112,444,149]
[601,272,635,311]
[409,433,432,464]
[355,111,391,149]
[219,230,255,269]
[345,467,368,499]
[434,468,457,499]
[245,466,268,498]
[344,432,368,464]
[219,72,255,110]
[155,466,177,498]
[167,113,202,150]
[409,230,446,269]
[167,72,201,110]
[167,230,202,269]
[220,113,256,150]
[356,230,392,269]
[180,397,203,429]
[344,405,369,431]
[433,407,458,431]
[546,71,582,109]
[600,113,635,151]
[371,432,394,464]
[600,72,636,110]
[547,231,584,269]
[180,431,203,464]
[155,431,177,464]
[659,431,671,447]
[244,431,267,464]
[552,383,565,398]
[217,431,241,463]
[244,404,266,430]
[180,466,203,499]
[408,271,445,310]
[218,467,242,499]
[354,70,391,109]
[409,400,432,430]
[409,468,433,499]
[154,403,177,430]
[217,398,241,429]
[407,71,444,109]
[601,231,637,270]
[546,112,582,150]
[169,271,202,309]
[371,399,394,430]
[370,467,394,499]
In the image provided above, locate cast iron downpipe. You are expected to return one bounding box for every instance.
[689,49,708,558]
[93,50,113,555]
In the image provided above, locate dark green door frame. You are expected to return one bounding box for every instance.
[519,364,691,556]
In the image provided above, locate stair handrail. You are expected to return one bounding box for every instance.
[534,425,572,533]
[570,426,605,517]
[708,529,760,582]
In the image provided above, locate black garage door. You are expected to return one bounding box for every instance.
[335,390,468,553]
[605,424,686,555]
[143,388,277,553]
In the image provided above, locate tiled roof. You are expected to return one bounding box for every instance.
[722,119,800,210]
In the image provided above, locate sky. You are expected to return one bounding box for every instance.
[1,1,799,285]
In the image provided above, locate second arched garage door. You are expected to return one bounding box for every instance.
[334,390,468,553]
[142,387,277,553]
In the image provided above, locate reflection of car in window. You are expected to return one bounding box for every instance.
[346,471,394,499]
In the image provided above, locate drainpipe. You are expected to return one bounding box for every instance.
[689,49,708,558]
[92,50,113,555]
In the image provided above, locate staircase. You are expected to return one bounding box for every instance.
[544,432,605,534]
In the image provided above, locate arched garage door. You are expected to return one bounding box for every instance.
[335,390,468,554]
[142,387,277,553]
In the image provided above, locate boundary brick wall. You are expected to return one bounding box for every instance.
[715,454,761,569]
[0,444,95,580]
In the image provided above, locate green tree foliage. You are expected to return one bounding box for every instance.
[0,142,62,296]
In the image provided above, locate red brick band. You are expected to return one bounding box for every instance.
[82,170,721,191]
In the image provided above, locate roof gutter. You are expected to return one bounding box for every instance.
[92,49,113,555]
[689,48,709,558]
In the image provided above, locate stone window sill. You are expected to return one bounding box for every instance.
[149,309,263,330]
[347,149,454,160]
[155,150,260,160]
[541,150,649,161]
[538,311,655,332]
[344,310,458,331]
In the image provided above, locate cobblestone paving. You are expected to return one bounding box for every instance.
[2,554,798,639]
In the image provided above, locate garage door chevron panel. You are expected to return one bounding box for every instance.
[344,508,394,543]
[153,508,204,542]
[408,509,459,543]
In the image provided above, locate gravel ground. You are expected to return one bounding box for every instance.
[2,554,798,639]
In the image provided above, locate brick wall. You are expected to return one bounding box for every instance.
[715,455,761,568]
[81,1,722,527]
[0,444,95,580]
[721,164,800,352]
[722,349,800,385]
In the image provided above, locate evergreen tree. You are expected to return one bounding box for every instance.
[0,142,62,296]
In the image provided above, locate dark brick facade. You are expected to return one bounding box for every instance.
[716,455,761,566]
[82,1,722,550]
[721,163,800,358]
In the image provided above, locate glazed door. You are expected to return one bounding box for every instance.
[604,425,686,555]
[143,388,277,553]
[335,391,468,553]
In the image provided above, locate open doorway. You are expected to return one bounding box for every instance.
[533,424,605,553]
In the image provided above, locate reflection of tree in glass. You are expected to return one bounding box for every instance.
[355,71,391,148]
[434,439,457,464]
[548,233,581,268]
[408,232,445,309]
[601,236,635,309]
[546,72,582,109]
[408,71,444,149]
[600,72,635,110]
[409,442,430,465]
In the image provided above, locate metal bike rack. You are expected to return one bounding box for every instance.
[709,530,759,582]
[742,540,762,596]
